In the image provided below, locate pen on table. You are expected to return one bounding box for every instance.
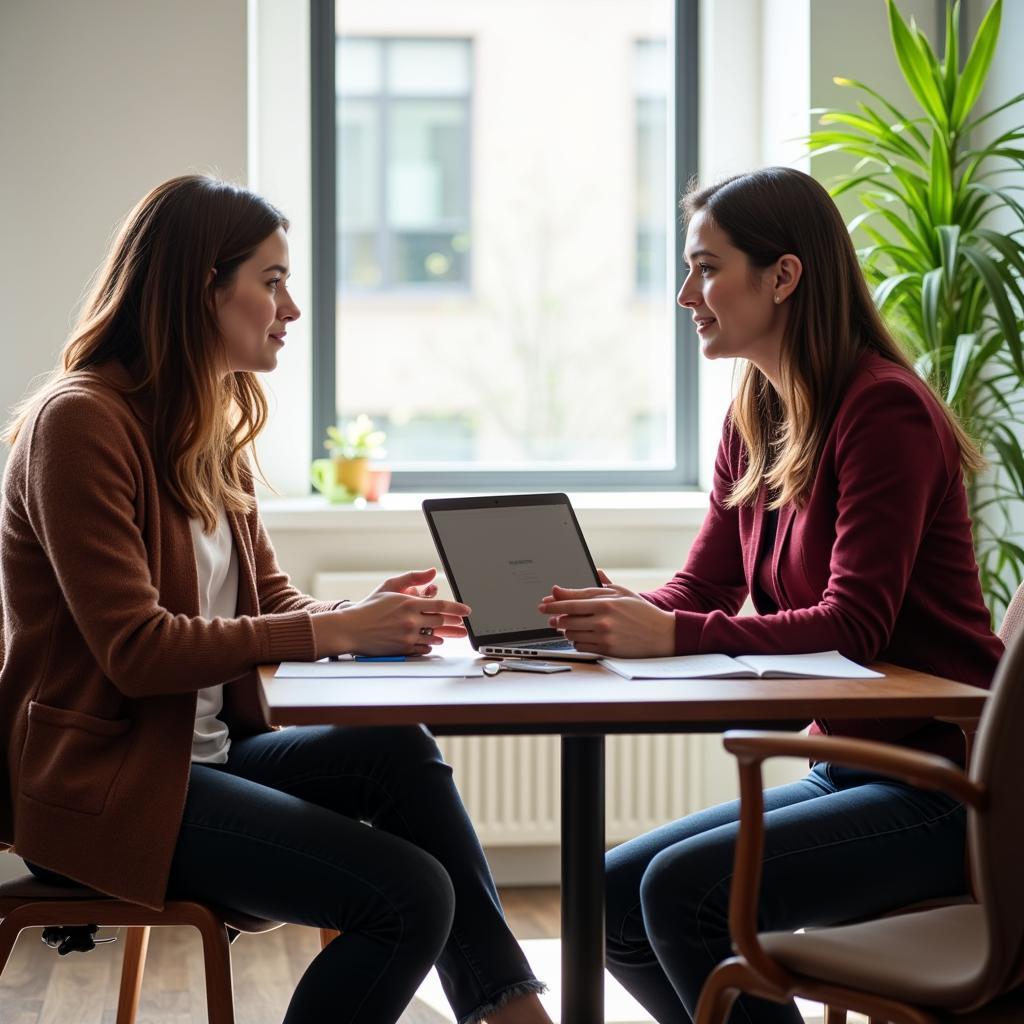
[354,656,408,662]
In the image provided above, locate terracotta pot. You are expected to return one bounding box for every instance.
[364,466,391,502]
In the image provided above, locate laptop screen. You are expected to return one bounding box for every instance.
[426,500,599,638]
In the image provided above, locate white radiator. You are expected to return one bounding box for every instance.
[310,568,735,845]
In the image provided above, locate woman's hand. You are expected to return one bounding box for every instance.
[537,569,675,658]
[370,567,440,600]
[312,591,471,658]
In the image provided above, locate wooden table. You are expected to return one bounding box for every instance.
[259,657,988,1024]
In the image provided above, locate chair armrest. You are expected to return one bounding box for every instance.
[723,731,985,808]
[718,730,986,995]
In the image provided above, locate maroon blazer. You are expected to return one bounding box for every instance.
[644,351,1002,762]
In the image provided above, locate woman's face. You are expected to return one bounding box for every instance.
[214,227,300,375]
[677,210,789,380]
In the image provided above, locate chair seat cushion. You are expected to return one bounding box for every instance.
[0,874,105,913]
[761,903,987,1009]
[0,873,280,934]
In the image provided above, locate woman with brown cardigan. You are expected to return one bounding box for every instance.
[0,176,550,1024]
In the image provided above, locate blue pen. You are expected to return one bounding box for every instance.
[354,656,407,662]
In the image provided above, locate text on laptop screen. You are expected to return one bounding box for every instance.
[429,504,597,636]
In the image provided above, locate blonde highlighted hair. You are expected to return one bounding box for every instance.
[683,168,983,509]
[8,175,288,531]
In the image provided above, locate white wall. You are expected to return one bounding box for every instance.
[0,0,248,476]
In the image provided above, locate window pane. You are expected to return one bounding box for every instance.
[334,3,677,470]
[337,38,381,95]
[340,231,381,288]
[387,100,468,227]
[636,85,668,290]
[339,99,379,228]
[391,231,468,284]
[388,39,470,95]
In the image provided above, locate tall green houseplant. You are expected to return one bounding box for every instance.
[808,0,1024,620]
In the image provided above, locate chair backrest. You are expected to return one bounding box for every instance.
[998,581,1024,646]
[968,621,1024,1000]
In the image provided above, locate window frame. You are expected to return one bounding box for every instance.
[310,0,700,491]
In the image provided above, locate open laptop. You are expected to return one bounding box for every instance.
[422,493,603,661]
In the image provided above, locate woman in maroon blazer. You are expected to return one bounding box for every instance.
[539,167,1003,1023]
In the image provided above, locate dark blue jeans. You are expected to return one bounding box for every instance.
[87,725,541,1024]
[605,762,968,1024]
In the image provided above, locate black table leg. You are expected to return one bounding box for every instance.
[561,733,605,1024]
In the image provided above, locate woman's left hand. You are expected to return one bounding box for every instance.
[371,568,440,600]
[538,569,676,657]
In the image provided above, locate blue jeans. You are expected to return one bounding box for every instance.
[30,725,543,1024]
[605,763,968,1024]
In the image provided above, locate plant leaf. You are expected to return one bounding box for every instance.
[961,242,1024,376]
[974,227,1024,276]
[965,89,1024,133]
[886,0,949,129]
[964,183,1024,229]
[929,130,954,224]
[937,224,961,286]
[874,271,920,313]
[952,0,1002,130]
[831,75,930,149]
[921,267,945,351]
[943,0,960,107]
[947,332,976,403]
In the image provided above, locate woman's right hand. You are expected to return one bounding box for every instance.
[311,592,471,658]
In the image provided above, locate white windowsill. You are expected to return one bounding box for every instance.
[257,490,711,531]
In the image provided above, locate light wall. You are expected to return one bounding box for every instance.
[0,0,248,477]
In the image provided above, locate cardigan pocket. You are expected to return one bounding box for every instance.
[20,701,132,816]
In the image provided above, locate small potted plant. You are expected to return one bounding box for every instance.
[316,414,387,500]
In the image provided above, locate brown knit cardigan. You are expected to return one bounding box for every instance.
[0,364,342,909]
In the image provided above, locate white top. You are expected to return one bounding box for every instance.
[188,506,239,763]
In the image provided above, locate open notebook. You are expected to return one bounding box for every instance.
[599,650,883,681]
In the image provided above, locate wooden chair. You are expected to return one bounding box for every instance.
[693,622,1024,1024]
[0,874,339,1023]
[813,581,1024,1023]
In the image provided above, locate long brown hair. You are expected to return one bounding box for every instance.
[8,175,288,531]
[683,167,983,509]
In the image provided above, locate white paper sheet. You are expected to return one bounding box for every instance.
[735,650,883,679]
[599,650,883,681]
[275,656,485,679]
[599,654,757,680]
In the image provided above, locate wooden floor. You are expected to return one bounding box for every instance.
[0,889,844,1023]
[0,887,560,1024]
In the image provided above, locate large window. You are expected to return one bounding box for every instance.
[312,0,698,489]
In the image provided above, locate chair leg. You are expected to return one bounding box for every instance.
[115,927,151,1024]
[0,918,23,975]
[196,919,236,1024]
[319,928,341,950]
[694,960,755,1024]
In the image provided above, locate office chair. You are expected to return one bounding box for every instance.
[0,873,338,1023]
[814,581,1024,1023]
[693,623,1024,1024]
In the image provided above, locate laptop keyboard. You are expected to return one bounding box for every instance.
[488,639,575,653]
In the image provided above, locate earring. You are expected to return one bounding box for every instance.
[774,294,782,304]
